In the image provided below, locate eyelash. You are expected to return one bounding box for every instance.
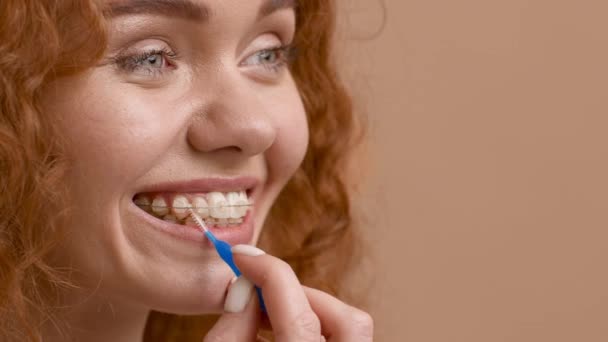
[113,44,297,78]
[114,47,178,77]
[243,44,297,73]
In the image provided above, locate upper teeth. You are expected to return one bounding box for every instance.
[192,196,210,218]
[207,192,230,219]
[151,197,169,216]
[136,191,251,220]
[172,195,191,220]
[226,191,249,218]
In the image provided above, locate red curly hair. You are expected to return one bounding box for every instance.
[0,0,365,340]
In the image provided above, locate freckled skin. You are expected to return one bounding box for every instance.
[39,0,307,335]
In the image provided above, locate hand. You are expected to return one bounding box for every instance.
[204,245,374,342]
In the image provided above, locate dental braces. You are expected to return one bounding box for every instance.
[137,204,253,209]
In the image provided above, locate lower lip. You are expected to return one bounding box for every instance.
[131,204,255,247]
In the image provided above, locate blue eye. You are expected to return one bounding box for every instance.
[115,48,177,76]
[242,45,296,73]
[141,53,164,68]
[255,49,280,64]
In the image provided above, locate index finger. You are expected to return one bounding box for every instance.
[231,244,321,342]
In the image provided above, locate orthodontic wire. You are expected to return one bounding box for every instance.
[137,204,253,209]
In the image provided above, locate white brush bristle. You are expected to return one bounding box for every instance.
[188,209,209,232]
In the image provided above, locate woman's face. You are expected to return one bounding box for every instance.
[41,0,307,314]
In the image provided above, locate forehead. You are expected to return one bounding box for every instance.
[103,0,297,22]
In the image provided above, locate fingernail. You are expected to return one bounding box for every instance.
[231,244,266,256]
[224,276,254,313]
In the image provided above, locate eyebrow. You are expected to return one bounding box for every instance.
[104,0,297,22]
[257,0,297,20]
[105,0,209,21]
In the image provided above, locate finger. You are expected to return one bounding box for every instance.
[231,245,322,342]
[204,277,260,342]
[303,286,374,342]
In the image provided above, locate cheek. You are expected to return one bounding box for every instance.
[46,75,186,193]
[266,96,309,183]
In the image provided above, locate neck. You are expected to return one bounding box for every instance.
[41,288,149,342]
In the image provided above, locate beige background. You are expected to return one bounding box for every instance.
[336,0,608,341]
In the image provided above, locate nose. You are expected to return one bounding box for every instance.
[187,78,276,158]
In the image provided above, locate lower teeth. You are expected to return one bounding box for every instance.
[158,212,243,227]
[137,204,245,227]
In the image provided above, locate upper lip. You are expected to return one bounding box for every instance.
[133,176,259,195]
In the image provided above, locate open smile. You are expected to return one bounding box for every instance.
[131,177,259,245]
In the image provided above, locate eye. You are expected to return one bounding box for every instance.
[114,47,177,77]
[240,44,296,75]
[141,53,164,68]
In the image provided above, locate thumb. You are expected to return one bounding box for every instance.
[204,276,261,341]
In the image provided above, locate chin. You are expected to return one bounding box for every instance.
[124,264,236,315]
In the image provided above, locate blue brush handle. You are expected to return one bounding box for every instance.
[205,231,267,313]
